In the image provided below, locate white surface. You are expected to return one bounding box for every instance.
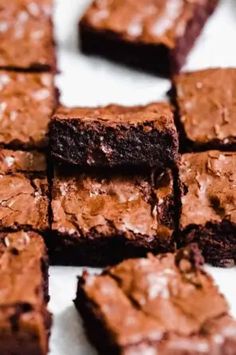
[49,1,236,354]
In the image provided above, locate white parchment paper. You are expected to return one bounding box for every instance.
[49,1,236,353]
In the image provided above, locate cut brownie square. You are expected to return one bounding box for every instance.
[50,103,179,169]
[0,231,51,355]
[74,245,236,354]
[0,150,49,232]
[79,0,218,76]
[178,151,236,267]
[172,68,236,151]
[0,173,49,232]
[0,149,46,174]
[0,70,56,149]
[0,0,55,71]
[50,168,176,265]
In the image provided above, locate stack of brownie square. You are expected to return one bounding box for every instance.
[0,1,56,354]
[49,102,180,265]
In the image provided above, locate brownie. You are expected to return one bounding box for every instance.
[0,149,46,174]
[0,231,51,355]
[50,103,179,169]
[172,68,236,151]
[0,70,56,149]
[0,150,49,232]
[50,168,176,266]
[0,173,49,232]
[74,245,236,354]
[79,0,218,76]
[0,0,55,71]
[178,151,236,267]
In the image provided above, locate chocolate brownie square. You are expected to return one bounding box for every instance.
[0,173,49,232]
[75,245,236,354]
[50,168,176,265]
[0,70,56,149]
[0,231,51,355]
[0,0,55,71]
[172,68,236,151]
[79,0,218,76]
[178,151,236,267]
[50,103,179,169]
[0,149,46,174]
[0,150,49,232]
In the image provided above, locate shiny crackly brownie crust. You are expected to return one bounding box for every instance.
[0,70,56,149]
[74,245,236,354]
[0,0,56,71]
[0,173,49,233]
[0,149,46,174]
[178,151,236,267]
[0,147,49,233]
[49,168,176,266]
[172,68,236,152]
[79,0,218,76]
[50,103,179,169]
[0,231,51,355]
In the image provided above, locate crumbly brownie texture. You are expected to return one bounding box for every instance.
[0,0,55,71]
[179,151,236,267]
[0,231,51,355]
[0,149,46,174]
[50,103,179,169]
[50,169,175,265]
[75,245,236,354]
[79,0,218,76]
[0,173,49,232]
[172,68,236,151]
[0,71,55,149]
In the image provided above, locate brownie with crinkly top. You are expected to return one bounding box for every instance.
[79,0,218,76]
[50,168,176,266]
[0,231,51,355]
[172,68,236,151]
[0,148,49,233]
[178,151,236,267]
[0,70,56,149]
[75,245,236,354]
[0,0,56,71]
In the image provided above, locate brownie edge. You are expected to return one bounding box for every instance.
[50,103,179,169]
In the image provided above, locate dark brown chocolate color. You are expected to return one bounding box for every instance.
[0,0,55,71]
[179,151,236,267]
[50,169,176,266]
[0,70,56,149]
[75,245,236,354]
[50,103,179,169]
[0,231,51,355]
[79,0,218,76]
[172,68,236,151]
